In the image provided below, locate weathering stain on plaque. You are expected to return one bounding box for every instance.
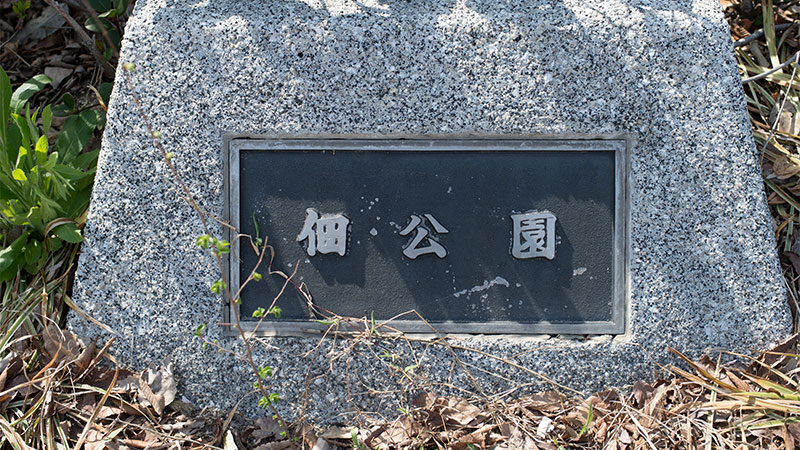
[226,138,628,335]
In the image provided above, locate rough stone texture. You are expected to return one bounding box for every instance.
[70,0,793,423]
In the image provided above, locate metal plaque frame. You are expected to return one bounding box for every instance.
[223,136,630,336]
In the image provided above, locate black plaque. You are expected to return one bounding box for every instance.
[226,138,628,334]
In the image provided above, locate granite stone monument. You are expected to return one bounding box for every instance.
[70,0,792,422]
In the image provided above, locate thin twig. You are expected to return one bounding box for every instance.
[43,0,116,78]
[760,51,800,166]
[743,50,800,84]
[120,66,292,437]
[80,0,120,60]
[734,23,793,48]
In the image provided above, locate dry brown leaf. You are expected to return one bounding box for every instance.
[119,438,166,449]
[74,338,97,375]
[114,374,140,393]
[0,351,21,398]
[618,427,632,444]
[452,423,499,449]
[783,425,795,450]
[9,5,65,44]
[726,367,755,392]
[641,383,671,428]
[366,416,416,449]
[320,426,356,440]
[252,441,293,450]
[77,393,102,417]
[252,416,283,440]
[517,390,566,413]
[632,381,654,408]
[748,334,800,375]
[137,362,177,416]
[42,322,82,363]
[773,155,800,179]
[595,419,609,443]
[96,405,123,420]
[415,394,488,429]
[412,392,436,410]
[83,428,107,450]
[5,374,33,398]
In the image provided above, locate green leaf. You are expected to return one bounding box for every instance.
[210,279,226,294]
[2,122,21,172]
[36,190,64,218]
[10,74,52,114]
[269,306,282,319]
[98,83,113,106]
[62,92,75,111]
[34,134,47,163]
[196,235,211,249]
[87,108,106,130]
[26,205,43,230]
[11,168,26,181]
[87,0,112,13]
[51,104,71,117]
[23,238,41,266]
[257,365,273,378]
[0,259,20,282]
[71,149,100,171]
[62,185,93,219]
[55,114,94,163]
[0,231,29,274]
[42,105,52,136]
[27,106,39,141]
[53,163,89,181]
[193,323,206,337]
[12,115,30,155]
[0,66,11,146]
[84,16,113,33]
[0,183,14,200]
[51,222,83,243]
[113,0,129,15]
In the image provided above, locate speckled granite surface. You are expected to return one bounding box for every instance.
[69,0,792,423]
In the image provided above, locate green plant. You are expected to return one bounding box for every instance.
[84,0,131,60]
[11,0,30,24]
[578,402,593,438]
[350,429,367,450]
[0,65,103,283]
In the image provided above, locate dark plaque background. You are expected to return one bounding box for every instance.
[232,140,622,333]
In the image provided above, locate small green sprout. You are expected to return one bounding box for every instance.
[12,0,30,22]
[213,239,230,254]
[196,235,211,249]
[210,279,226,294]
[122,62,135,71]
[252,307,266,318]
[253,271,262,281]
[257,366,274,379]
[269,306,282,319]
[193,324,206,337]
[152,131,162,139]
